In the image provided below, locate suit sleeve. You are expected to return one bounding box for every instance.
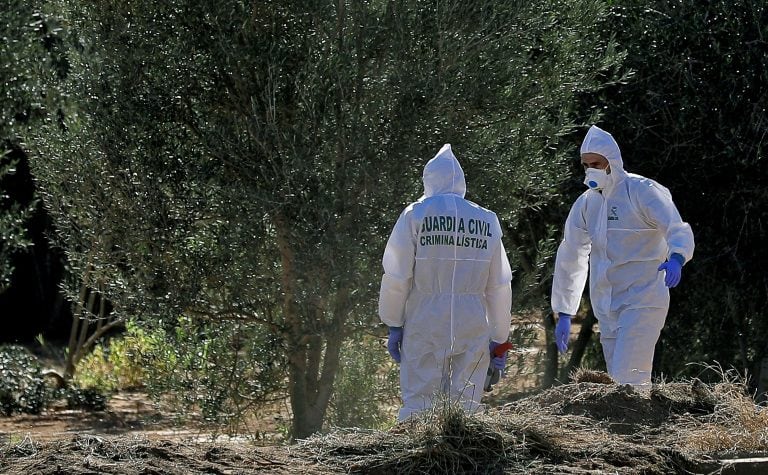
[486,231,513,344]
[378,208,416,327]
[551,197,591,315]
[639,182,695,264]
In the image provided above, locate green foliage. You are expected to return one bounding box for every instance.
[75,318,285,430]
[461,1,627,311]
[0,344,110,415]
[492,315,546,388]
[0,153,36,290]
[140,318,285,429]
[0,345,48,415]
[0,1,65,135]
[0,1,62,290]
[327,335,399,429]
[62,386,107,411]
[578,333,607,374]
[74,321,162,391]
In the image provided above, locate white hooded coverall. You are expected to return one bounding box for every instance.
[379,144,513,421]
[551,126,695,386]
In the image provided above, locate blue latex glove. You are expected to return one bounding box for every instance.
[489,341,507,370]
[658,253,684,288]
[555,313,572,354]
[387,327,403,363]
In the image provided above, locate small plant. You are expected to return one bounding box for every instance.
[63,387,108,411]
[0,345,50,415]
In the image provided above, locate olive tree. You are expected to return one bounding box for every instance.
[29,0,623,437]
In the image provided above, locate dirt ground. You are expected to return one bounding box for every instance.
[0,390,328,474]
[1,374,767,474]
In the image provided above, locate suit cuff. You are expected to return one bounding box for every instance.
[670,253,685,266]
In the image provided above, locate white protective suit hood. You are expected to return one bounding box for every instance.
[422,144,467,198]
[580,125,628,191]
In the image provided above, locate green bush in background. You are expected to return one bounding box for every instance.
[327,335,400,429]
[0,345,48,415]
[74,321,163,392]
[0,344,108,414]
[75,317,287,434]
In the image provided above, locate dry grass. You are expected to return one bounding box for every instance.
[302,368,768,474]
[570,367,615,384]
[303,398,518,474]
[663,367,768,454]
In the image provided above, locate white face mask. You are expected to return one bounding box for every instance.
[584,167,610,190]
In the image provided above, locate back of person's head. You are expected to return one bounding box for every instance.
[422,144,466,198]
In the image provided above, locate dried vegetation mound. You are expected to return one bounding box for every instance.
[303,371,768,474]
[1,371,766,474]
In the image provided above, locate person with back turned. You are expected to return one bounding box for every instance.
[379,144,513,421]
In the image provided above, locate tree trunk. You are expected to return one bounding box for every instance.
[291,319,344,439]
[64,266,91,379]
[274,213,346,440]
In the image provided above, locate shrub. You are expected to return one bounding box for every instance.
[62,387,108,411]
[0,345,49,415]
[74,320,166,392]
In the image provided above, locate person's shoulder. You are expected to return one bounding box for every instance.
[572,189,592,206]
[463,199,499,217]
[626,172,664,188]
[625,173,672,201]
[398,199,424,218]
[402,201,418,212]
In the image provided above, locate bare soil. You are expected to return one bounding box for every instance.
[0,391,328,474]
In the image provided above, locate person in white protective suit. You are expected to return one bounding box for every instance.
[551,125,695,387]
[379,144,513,422]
